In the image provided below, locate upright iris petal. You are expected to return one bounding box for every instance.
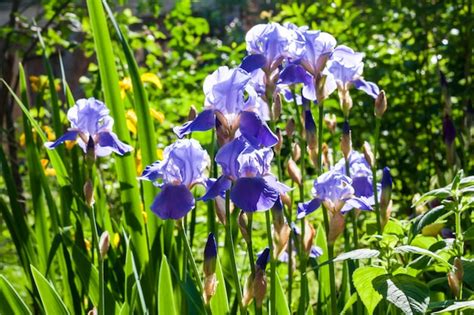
[327,45,380,99]
[297,169,372,218]
[201,137,289,212]
[297,27,336,76]
[139,139,209,220]
[174,66,276,147]
[45,98,132,157]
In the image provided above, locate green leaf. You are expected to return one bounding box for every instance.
[373,274,430,315]
[274,273,290,315]
[31,265,70,315]
[412,205,446,235]
[394,245,451,267]
[333,248,380,262]
[432,301,474,314]
[210,257,229,315]
[412,188,451,207]
[315,223,330,312]
[158,256,177,315]
[340,292,358,315]
[0,275,32,315]
[352,266,386,315]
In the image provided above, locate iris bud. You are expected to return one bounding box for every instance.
[374,90,387,118]
[238,211,250,244]
[322,143,331,169]
[448,271,460,297]
[187,105,197,121]
[362,141,374,168]
[215,196,228,225]
[203,233,217,304]
[280,193,292,210]
[99,231,110,259]
[286,118,296,138]
[86,135,96,164]
[292,143,301,162]
[328,212,345,245]
[83,179,95,207]
[272,93,282,121]
[287,158,302,186]
[324,113,337,134]
[304,108,317,150]
[341,121,352,160]
[454,257,463,282]
[303,220,316,253]
[274,128,283,154]
[338,84,353,118]
[380,167,392,228]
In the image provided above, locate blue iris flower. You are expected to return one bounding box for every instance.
[138,139,210,220]
[201,136,290,212]
[173,66,277,148]
[45,98,132,157]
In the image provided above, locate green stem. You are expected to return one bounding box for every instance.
[225,191,245,313]
[372,118,382,235]
[247,214,255,275]
[265,210,276,315]
[454,197,463,300]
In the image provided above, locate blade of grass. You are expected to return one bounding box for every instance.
[31,265,70,315]
[0,275,33,315]
[85,0,148,268]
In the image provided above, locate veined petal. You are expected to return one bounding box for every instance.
[297,198,322,219]
[151,184,195,220]
[138,160,163,183]
[264,174,292,194]
[353,78,380,99]
[240,54,267,73]
[173,109,215,138]
[342,196,373,213]
[200,176,232,201]
[97,131,133,156]
[230,177,279,212]
[239,111,278,147]
[44,130,79,149]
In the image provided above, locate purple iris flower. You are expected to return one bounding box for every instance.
[333,151,376,205]
[278,63,317,101]
[45,98,132,157]
[173,66,277,147]
[242,22,305,73]
[201,136,290,212]
[138,139,210,220]
[297,169,372,219]
[327,45,380,99]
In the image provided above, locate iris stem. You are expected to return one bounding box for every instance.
[264,210,276,315]
[372,118,382,235]
[225,191,245,314]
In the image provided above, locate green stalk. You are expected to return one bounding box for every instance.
[454,197,463,301]
[265,210,276,315]
[225,191,244,313]
[372,118,382,235]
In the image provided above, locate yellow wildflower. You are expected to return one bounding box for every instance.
[42,126,55,141]
[157,148,163,160]
[40,159,56,177]
[65,140,76,150]
[126,109,138,135]
[150,108,165,123]
[135,149,142,175]
[112,233,120,248]
[140,73,162,90]
[142,210,148,225]
[84,239,91,252]
[119,77,132,99]
[19,133,26,146]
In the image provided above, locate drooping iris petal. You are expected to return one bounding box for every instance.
[352,78,380,99]
[342,197,372,213]
[150,184,195,220]
[264,174,292,194]
[45,130,79,149]
[138,160,162,183]
[97,132,133,156]
[297,198,322,219]
[173,109,215,138]
[239,111,278,147]
[240,54,267,73]
[200,176,232,201]
[231,177,279,212]
[215,137,248,179]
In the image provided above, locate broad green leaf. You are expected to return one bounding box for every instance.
[85,0,148,266]
[412,188,450,207]
[373,274,430,315]
[394,245,451,267]
[31,265,70,315]
[275,274,290,315]
[412,205,446,235]
[432,301,474,314]
[333,248,380,262]
[158,256,177,315]
[315,223,330,312]
[123,232,147,313]
[352,266,386,314]
[0,275,32,315]
[210,258,229,315]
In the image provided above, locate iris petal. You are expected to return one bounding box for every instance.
[45,130,79,149]
[353,78,380,99]
[151,184,195,220]
[200,176,232,201]
[239,111,278,147]
[230,177,279,212]
[97,131,133,156]
[173,109,215,138]
[297,198,322,219]
[240,54,266,73]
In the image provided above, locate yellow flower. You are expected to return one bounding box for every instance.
[84,239,91,252]
[150,108,165,123]
[42,126,56,141]
[65,140,76,150]
[40,159,56,177]
[19,133,26,147]
[156,148,163,160]
[140,73,162,90]
[126,109,138,135]
[119,77,132,99]
[135,149,142,175]
[112,233,120,248]
[142,210,148,225]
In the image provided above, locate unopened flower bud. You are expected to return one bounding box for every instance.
[83,179,95,207]
[274,128,283,154]
[380,167,392,229]
[374,90,387,118]
[454,257,463,282]
[443,114,456,145]
[304,108,317,150]
[187,105,198,121]
[272,93,282,121]
[308,146,318,168]
[253,268,267,307]
[215,196,227,225]
[203,273,217,304]
[322,143,331,169]
[448,271,460,297]
[280,193,291,209]
[203,233,217,276]
[238,211,250,243]
[303,220,316,253]
[99,231,110,259]
[242,273,254,307]
[339,87,353,117]
[88,307,97,315]
[292,143,301,162]
[328,212,345,245]
[86,135,96,164]
[316,74,330,103]
[286,118,295,138]
[341,121,352,160]
[324,113,337,134]
[362,141,374,168]
[287,158,302,186]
